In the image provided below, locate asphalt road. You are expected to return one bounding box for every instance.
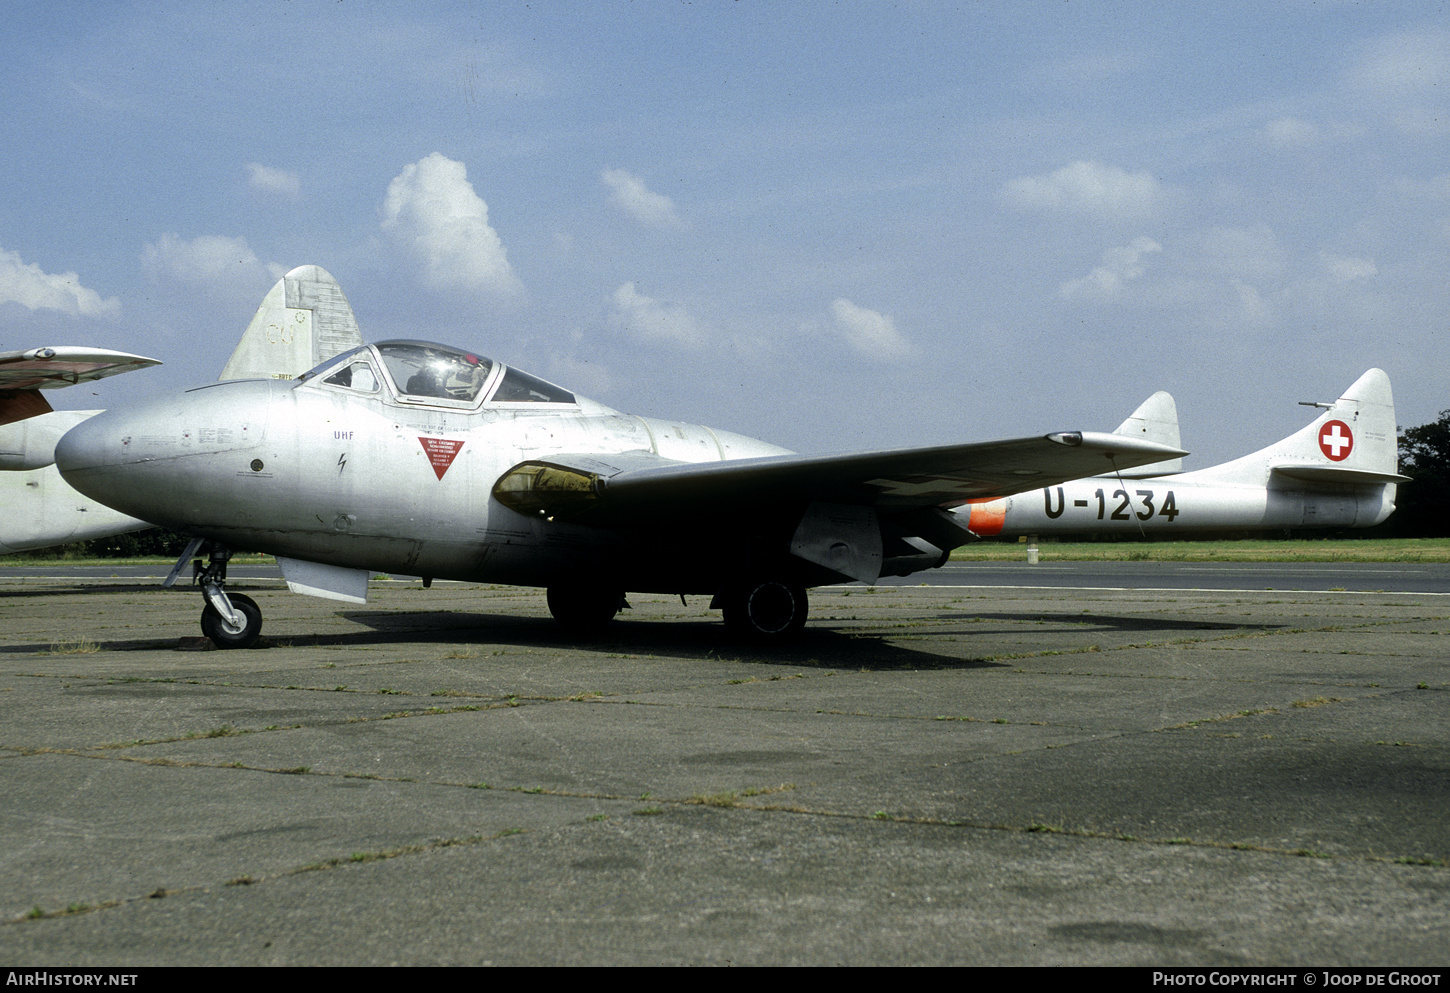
[0,569,1446,966]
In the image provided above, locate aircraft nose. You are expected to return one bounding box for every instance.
[54,408,143,513]
[56,382,275,525]
[54,413,108,474]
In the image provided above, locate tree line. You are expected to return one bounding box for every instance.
[1391,409,1450,538]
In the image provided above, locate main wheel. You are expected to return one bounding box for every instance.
[721,579,808,639]
[200,592,263,649]
[546,585,622,633]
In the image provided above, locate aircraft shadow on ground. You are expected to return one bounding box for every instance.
[935,611,1278,633]
[0,606,1267,666]
[314,609,1010,671]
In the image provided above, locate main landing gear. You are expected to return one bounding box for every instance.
[544,577,809,640]
[546,584,626,633]
[169,540,263,650]
[716,577,809,640]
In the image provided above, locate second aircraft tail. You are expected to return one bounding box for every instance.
[218,265,365,381]
[1190,368,1406,487]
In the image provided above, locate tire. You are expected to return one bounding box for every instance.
[546,585,622,633]
[721,579,808,639]
[200,592,263,649]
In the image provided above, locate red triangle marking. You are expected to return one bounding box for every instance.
[418,437,465,480]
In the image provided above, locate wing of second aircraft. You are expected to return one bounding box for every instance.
[0,347,160,427]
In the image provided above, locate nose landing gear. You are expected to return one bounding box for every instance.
[200,591,263,649]
[168,539,264,649]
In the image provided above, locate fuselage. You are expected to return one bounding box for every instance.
[55,342,791,590]
[960,472,1396,537]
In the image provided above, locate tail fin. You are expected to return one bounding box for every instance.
[218,265,364,381]
[1112,390,1184,476]
[1195,369,1407,486]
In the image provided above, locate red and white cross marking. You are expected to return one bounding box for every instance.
[1318,419,1353,462]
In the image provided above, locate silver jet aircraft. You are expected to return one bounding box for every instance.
[957,368,1405,539]
[54,269,1185,647]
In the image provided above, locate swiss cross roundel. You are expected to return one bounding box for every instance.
[1318,419,1353,461]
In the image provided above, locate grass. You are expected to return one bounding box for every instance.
[42,639,101,655]
[950,538,1450,563]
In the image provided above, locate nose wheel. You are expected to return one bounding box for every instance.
[201,592,263,649]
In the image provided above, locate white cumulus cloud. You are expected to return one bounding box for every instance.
[1348,29,1450,96]
[609,283,703,346]
[1059,236,1163,300]
[1320,251,1377,283]
[601,168,685,229]
[1003,160,1165,220]
[0,247,119,317]
[246,163,301,196]
[1262,117,1321,150]
[0,246,118,316]
[381,152,523,297]
[142,233,273,285]
[828,299,916,362]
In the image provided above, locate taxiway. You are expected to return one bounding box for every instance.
[0,567,1445,965]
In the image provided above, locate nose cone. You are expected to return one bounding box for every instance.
[55,409,126,498]
[56,382,274,525]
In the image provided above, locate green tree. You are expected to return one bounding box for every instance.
[1394,411,1450,537]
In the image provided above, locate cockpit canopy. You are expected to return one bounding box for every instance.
[300,340,575,408]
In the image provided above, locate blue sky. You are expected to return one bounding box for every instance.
[3,1,1447,465]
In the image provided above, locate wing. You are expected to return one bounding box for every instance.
[0,347,161,392]
[0,347,161,428]
[494,431,1188,526]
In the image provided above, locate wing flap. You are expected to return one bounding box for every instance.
[494,432,1187,525]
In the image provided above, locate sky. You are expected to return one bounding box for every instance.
[2,1,1447,467]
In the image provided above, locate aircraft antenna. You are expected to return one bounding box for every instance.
[1109,456,1149,540]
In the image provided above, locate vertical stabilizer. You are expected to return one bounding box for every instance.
[1112,391,1184,476]
[218,265,364,381]
[1192,369,1406,486]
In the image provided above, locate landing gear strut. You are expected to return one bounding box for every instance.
[719,578,808,639]
[169,541,264,649]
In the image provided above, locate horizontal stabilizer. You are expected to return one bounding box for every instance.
[0,348,161,429]
[1271,464,1410,485]
[1188,368,1402,487]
